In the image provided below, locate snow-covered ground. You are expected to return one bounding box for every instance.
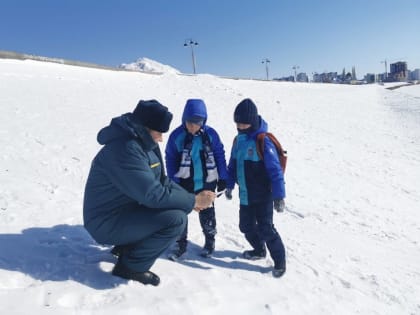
[0,59,419,315]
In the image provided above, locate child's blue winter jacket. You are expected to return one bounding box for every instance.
[227,117,285,205]
[165,99,228,193]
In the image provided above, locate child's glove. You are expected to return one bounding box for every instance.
[274,199,285,212]
[217,180,226,192]
[225,189,233,200]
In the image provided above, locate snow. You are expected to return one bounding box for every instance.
[1,58,420,315]
[119,57,180,74]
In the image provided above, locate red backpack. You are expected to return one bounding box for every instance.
[256,132,287,173]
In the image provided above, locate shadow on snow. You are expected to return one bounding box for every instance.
[0,224,121,290]
[168,241,273,274]
[0,224,271,289]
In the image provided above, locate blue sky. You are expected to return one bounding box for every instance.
[1,0,419,79]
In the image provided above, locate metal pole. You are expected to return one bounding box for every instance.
[262,58,270,80]
[190,44,196,74]
[381,59,387,80]
[184,39,198,74]
[292,65,299,82]
[265,62,269,80]
[385,60,387,80]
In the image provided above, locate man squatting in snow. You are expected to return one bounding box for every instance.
[83,99,215,286]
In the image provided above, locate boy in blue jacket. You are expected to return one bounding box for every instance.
[165,99,228,259]
[225,98,286,278]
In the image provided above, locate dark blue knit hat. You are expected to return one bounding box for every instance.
[234,98,259,128]
[132,99,173,132]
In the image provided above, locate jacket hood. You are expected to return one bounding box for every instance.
[249,116,268,138]
[97,113,155,149]
[181,99,208,125]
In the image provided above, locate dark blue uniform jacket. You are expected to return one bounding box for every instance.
[83,114,194,242]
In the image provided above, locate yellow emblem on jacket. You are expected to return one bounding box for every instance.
[150,162,160,168]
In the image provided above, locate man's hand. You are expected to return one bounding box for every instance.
[225,188,232,200]
[194,190,216,211]
[274,199,285,212]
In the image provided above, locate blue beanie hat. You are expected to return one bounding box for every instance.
[132,99,173,132]
[234,98,259,128]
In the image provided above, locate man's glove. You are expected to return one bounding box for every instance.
[217,179,226,192]
[225,188,232,200]
[274,199,285,212]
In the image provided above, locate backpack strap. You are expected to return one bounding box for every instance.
[256,133,266,160]
[256,132,287,172]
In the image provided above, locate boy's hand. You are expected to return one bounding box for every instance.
[274,199,285,212]
[225,189,233,200]
[217,179,226,192]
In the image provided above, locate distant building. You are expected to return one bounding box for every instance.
[390,61,408,82]
[364,73,376,83]
[351,66,357,80]
[377,73,387,82]
[313,72,338,83]
[345,72,353,82]
[410,69,420,81]
[273,76,295,82]
[296,72,309,82]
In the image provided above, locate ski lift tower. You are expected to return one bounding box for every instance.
[262,58,270,80]
[184,39,199,74]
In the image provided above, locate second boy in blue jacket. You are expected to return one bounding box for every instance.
[226,98,287,278]
[165,99,228,259]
